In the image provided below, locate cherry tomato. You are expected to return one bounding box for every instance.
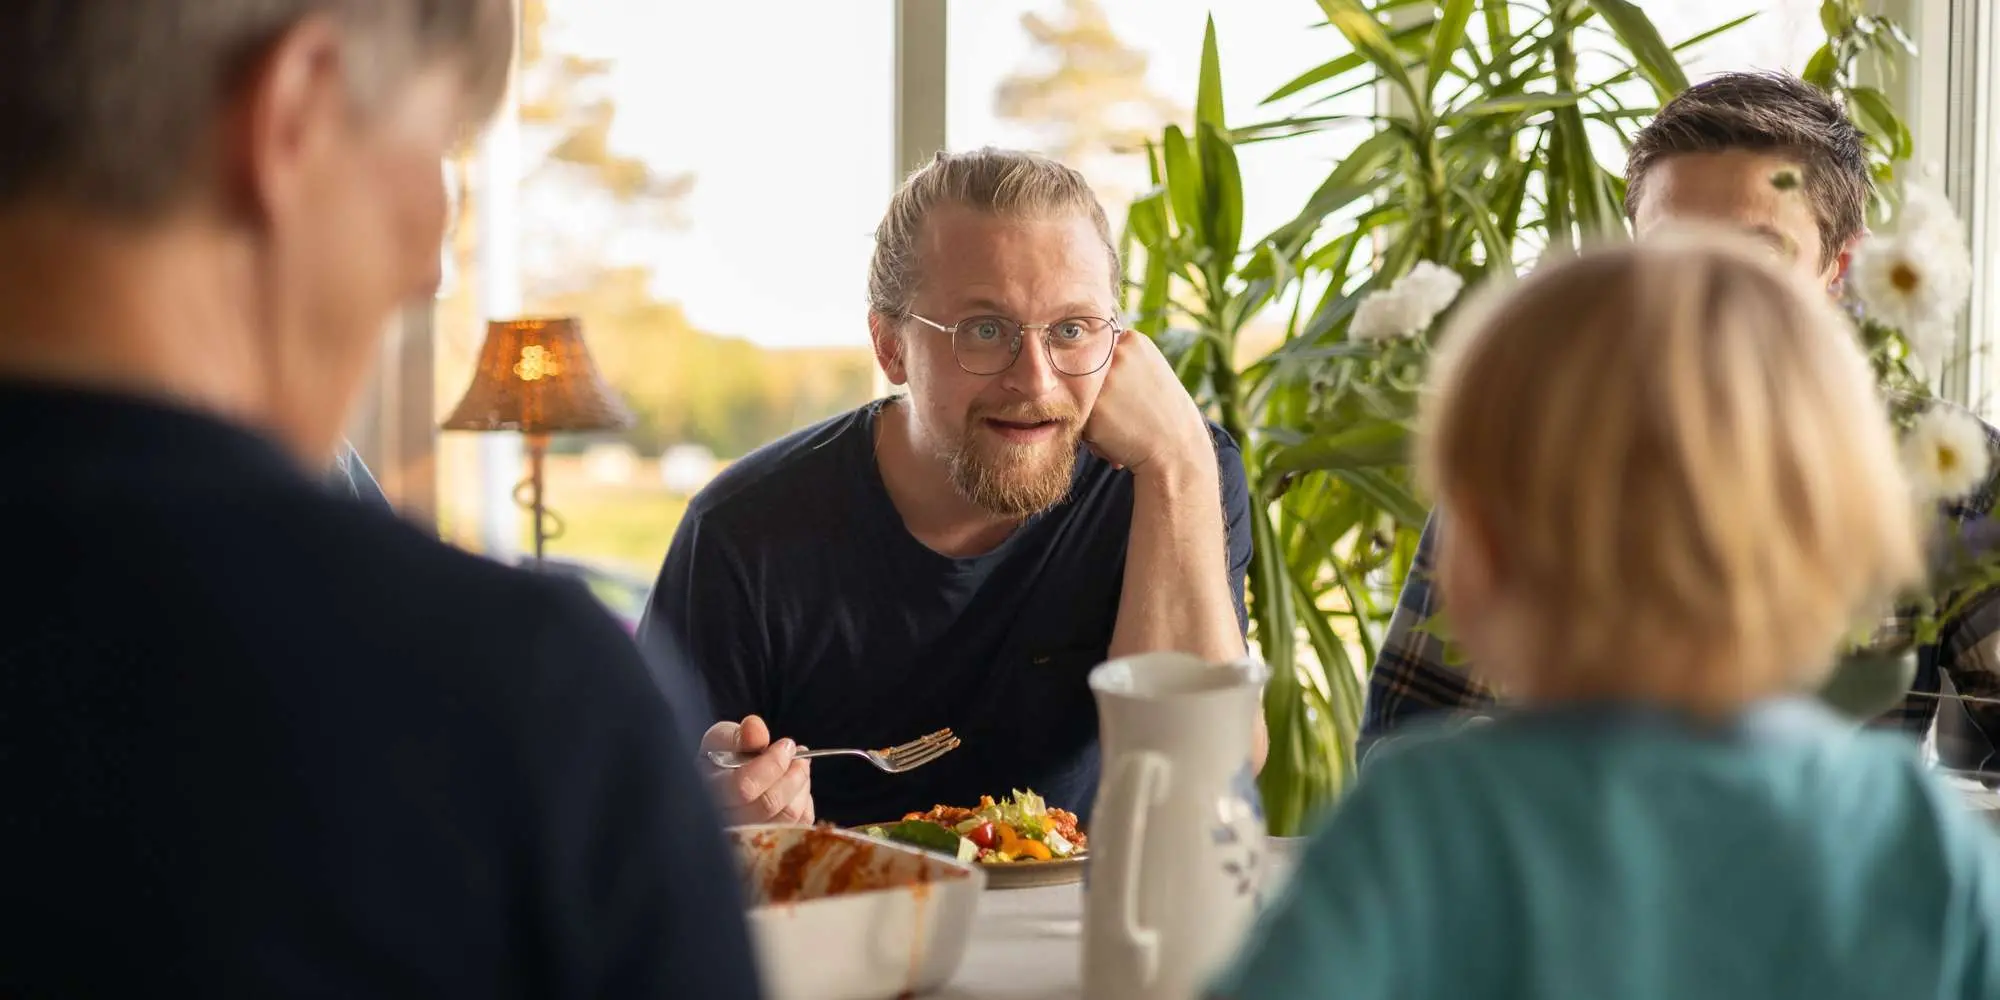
[967,821,998,850]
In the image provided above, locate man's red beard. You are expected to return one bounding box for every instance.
[943,403,1083,517]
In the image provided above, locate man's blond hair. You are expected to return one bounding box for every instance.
[867,147,1118,319]
[1418,229,1923,713]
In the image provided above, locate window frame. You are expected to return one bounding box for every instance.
[1934,0,2000,415]
[367,0,1986,531]
[1865,0,1982,409]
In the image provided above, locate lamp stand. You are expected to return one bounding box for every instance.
[511,432,565,568]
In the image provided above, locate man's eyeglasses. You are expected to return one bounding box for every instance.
[906,313,1123,377]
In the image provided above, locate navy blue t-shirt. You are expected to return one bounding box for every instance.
[639,398,1253,827]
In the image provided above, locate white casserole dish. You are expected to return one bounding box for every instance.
[729,824,986,1000]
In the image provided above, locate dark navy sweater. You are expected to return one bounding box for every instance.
[0,382,760,998]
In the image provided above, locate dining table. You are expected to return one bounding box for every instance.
[926,778,2000,999]
[1944,770,2000,821]
[930,881,1084,1000]
[929,836,1304,1000]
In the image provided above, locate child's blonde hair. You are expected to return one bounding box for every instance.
[1418,228,1924,712]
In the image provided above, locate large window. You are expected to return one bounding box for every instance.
[394,0,1946,625]
[1654,0,1825,78]
[945,1,1827,237]
[946,2,1360,271]
[940,0,1829,351]
[433,0,894,622]
[1961,0,2000,416]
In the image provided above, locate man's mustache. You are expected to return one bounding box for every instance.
[972,404,1081,425]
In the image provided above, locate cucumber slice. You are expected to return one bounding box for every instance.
[882,819,973,862]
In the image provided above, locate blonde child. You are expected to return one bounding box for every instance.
[1213,230,2000,1000]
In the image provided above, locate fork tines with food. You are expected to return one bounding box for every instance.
[872,728,960,773]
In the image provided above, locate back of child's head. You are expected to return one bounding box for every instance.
[1418,228,1924,713]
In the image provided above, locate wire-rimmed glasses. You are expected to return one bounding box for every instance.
[907,312,1123,377]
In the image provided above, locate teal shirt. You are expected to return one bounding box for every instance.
[1215,699,2000,1000]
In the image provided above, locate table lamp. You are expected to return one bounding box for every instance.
[441,316,634,567]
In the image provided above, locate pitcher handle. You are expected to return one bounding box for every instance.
[1109,750,1171,984]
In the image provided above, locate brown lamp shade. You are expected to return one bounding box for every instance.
[441,316,634,434]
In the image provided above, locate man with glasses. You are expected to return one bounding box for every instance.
[638,147,1262,828]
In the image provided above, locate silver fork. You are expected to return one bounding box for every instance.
[704,727,961,774]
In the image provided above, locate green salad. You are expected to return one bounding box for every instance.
[861,789,1088,865]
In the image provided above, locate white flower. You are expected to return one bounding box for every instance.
[1849,183,1974,371]
[1902,405,1991,502]
[1350,261,1466,342]
[1396,260,1466,317]
[1903,321,1958,375]
[1894,183,1959,241]
[1350,289,1430,341]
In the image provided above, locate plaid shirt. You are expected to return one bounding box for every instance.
[1362,402,2000,771]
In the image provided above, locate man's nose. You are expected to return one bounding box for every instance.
[998,330,1063,396]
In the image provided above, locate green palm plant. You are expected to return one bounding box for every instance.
[1121,0,1913,835]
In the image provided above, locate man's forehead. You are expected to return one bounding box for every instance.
[913,209,1114,290]
[1630,150,1849,280]
[918,206,1098,251]
[1639,151,1799,208]
[1636,151,1817,237]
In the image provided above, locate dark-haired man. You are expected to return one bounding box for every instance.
[1365,70,2000,766]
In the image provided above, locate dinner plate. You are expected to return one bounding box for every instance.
[853,822,1088,890]
[981,853,1086,890]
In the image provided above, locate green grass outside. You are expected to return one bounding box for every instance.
[520,483,689,578]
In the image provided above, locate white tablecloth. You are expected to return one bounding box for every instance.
[931,883,1085,1000]
[1945,772,2000,819]
[932,837,1303,999]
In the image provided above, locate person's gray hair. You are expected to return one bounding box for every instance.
[0,0,514,215]
[868,147,1120,319]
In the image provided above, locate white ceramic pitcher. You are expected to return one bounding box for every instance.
[1083,651,1270,1000]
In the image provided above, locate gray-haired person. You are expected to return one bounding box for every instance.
[0,2,759,996]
